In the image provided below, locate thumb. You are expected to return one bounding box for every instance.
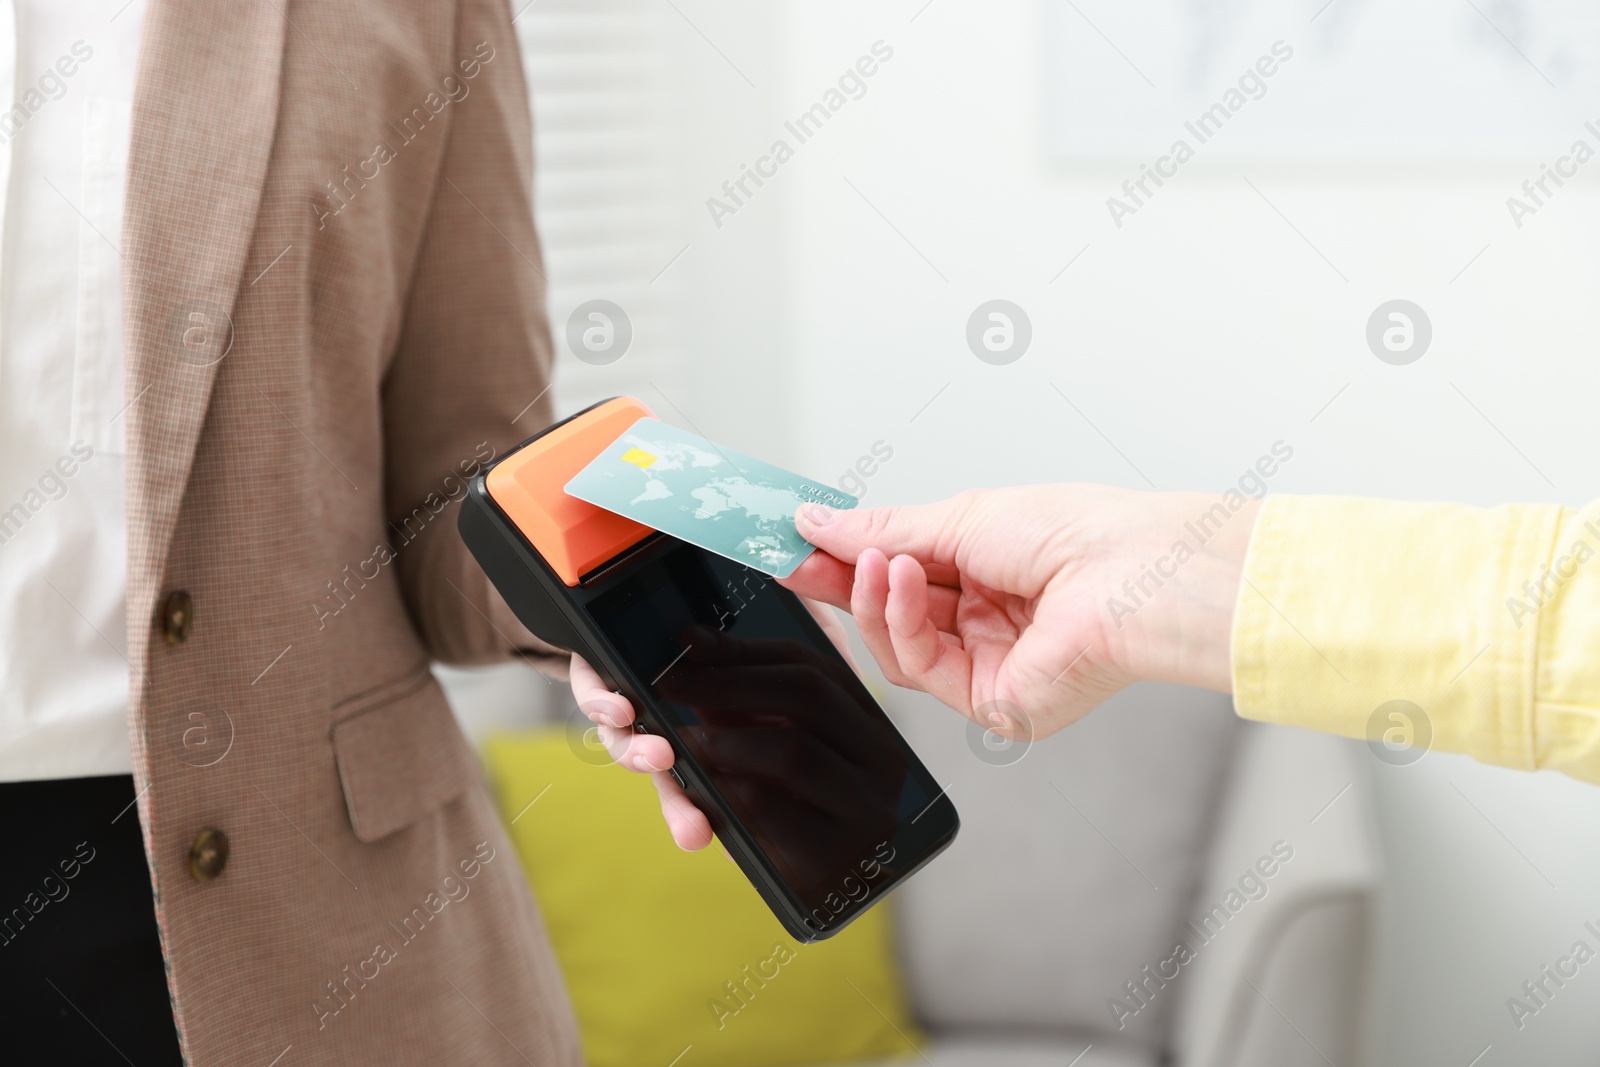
[795,496,973,567]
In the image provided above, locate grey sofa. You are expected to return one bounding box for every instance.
[827,682,1380,1067]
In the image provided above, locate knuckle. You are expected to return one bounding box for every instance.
[944,490,982,547]
[862,506,900,542]
[891,642,929,678]
[952,487,985,509]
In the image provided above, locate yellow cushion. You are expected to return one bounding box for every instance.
[484,729,923,1067]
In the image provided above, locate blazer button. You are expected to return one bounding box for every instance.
[160,590,194,645]
[188,828,230,882]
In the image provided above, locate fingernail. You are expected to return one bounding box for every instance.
[800,503,836,526]
[638,753,661,772]
[584,702,621,728]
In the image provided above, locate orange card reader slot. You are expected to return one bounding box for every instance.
[485,397,656,586]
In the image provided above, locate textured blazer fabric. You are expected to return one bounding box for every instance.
[117,0,578,1062]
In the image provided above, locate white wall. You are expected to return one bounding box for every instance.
[450,2,1600,1062]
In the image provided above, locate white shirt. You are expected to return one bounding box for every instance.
[0,0,145,781]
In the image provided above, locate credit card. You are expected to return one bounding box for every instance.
[564,417,857,578]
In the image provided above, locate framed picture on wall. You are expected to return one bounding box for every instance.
[1042,0,1600,164]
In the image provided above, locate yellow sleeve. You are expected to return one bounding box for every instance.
[1231,494,1600,783]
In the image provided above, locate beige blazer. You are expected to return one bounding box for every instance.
[121,1,579,1063]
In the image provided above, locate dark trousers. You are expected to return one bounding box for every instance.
[0,774,183,1064]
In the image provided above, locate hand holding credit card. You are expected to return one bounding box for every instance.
[459,398,958,940]
[564,417,857,578]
